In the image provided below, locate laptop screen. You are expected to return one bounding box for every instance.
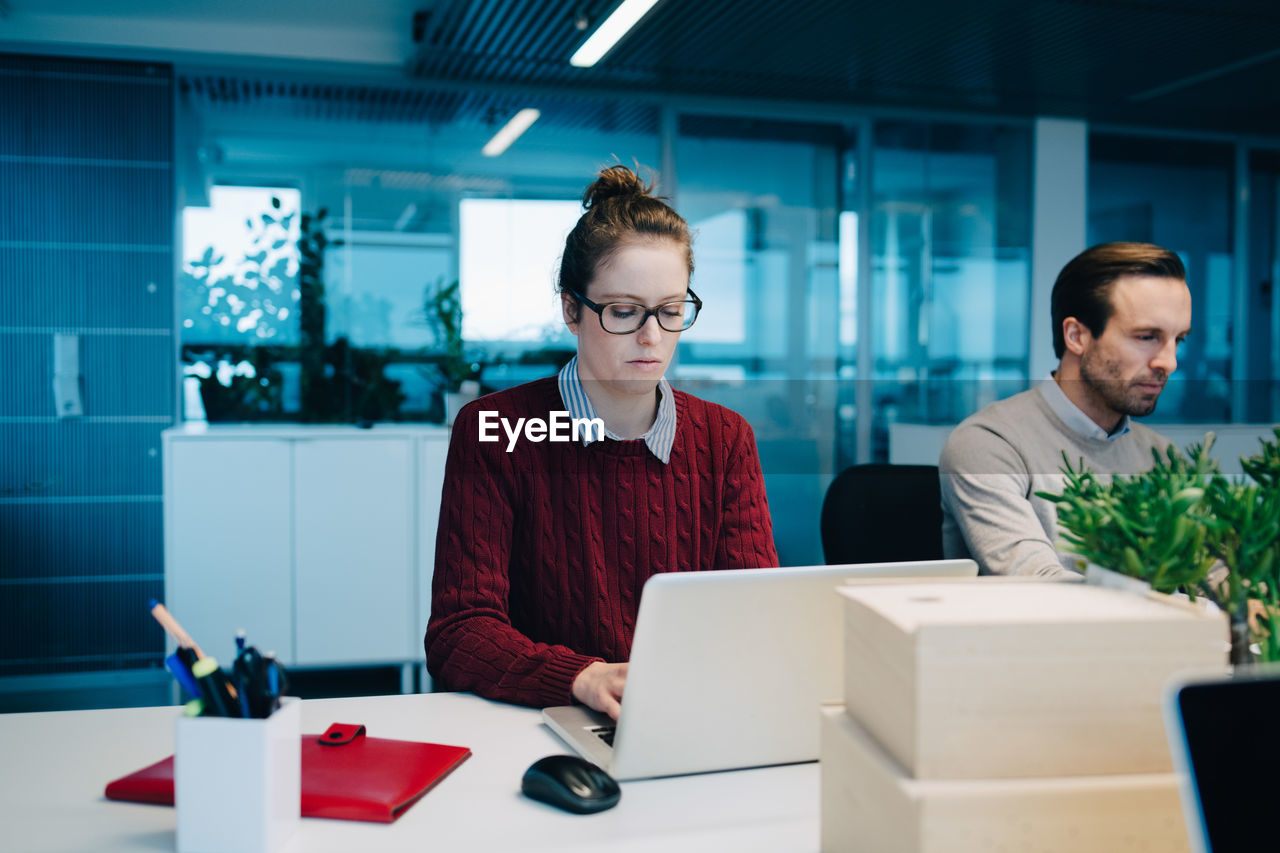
[1175,674,1280,852]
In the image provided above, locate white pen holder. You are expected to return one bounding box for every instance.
[175,696,300,853]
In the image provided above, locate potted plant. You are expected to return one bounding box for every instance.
[297,207,330,420]
[1040,429,1280,665]
[1039,438,1218,596]
[420,277,482,423]
[1202,429,1280,662]
[185,346,285,421]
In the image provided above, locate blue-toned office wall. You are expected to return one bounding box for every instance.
[0,54,174,677]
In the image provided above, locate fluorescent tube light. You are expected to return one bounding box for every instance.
[393,203,418,231]
[482,108,541,157]
[569,0,662,68]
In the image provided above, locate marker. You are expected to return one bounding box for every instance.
[191,657,239,718]
[175,645,199,669]
[164,651,200,698]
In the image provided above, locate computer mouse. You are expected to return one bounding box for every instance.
[521,754,621,814]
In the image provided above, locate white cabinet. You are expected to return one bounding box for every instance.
[294,438,414,664]
[163,425,450,678]
[417,430,450,666]
[165,439,293,665]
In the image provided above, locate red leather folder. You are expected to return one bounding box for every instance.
[104,723,471,823]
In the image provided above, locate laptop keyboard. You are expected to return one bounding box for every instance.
[590,725,616,747]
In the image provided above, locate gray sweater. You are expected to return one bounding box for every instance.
[938,381,1170,577]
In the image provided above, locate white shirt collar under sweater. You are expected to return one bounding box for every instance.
[556,355,676,463]
[1038,373,1132,443]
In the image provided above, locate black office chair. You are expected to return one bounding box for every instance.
[820,464,944,565]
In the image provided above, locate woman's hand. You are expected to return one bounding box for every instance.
[571,661,628,721]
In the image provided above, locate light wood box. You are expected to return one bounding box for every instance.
[820,705,1190,853]
[839,580,1228,779]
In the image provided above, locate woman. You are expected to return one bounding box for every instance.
[426,165,778,720]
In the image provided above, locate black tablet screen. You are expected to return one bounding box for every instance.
[1177,676,1280,852]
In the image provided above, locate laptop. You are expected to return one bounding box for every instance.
[542,559,977,780]
[1164,666,1280,853]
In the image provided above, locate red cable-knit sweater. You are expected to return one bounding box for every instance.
[425,377,778,708]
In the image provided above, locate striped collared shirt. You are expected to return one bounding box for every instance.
[556,355,677,463]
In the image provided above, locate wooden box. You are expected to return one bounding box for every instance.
[839,580,1227,779]
[820,706,1190,853]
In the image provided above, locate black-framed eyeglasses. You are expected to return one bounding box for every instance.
[569,288,702,334]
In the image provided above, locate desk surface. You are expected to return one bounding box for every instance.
[2,693,819,853]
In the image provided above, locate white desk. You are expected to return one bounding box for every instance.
[1,693,820,852]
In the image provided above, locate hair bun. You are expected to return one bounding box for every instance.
[582,165,651,209]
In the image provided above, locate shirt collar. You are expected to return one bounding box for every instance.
[556,355,677,463]
[1038,373,1131,442]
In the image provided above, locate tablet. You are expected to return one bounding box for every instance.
[1164,667,1280,853]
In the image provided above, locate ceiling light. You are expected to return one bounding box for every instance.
[569,0,661,68]
[482,108,541,157]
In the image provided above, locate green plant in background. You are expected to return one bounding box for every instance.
[314,337,407,427]
[188,346,285,421]
[290,209,406,424]
[1241,427,1280,490]
[420,277,480,391]
[1038,437,1219,597]
[298,207,330,418]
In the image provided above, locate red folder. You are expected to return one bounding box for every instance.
[104,723,471,823]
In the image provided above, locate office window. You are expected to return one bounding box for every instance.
[181,186,301,345]
[458,198,580,344]
[1088,135,1234,422]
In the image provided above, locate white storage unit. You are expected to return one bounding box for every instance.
[163,424,451,689]
[165,436,293,666]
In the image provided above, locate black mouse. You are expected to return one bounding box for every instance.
[521,754,621,814]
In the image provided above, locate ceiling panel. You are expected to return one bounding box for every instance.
[157,0,1280,136]
[398,0,1280,135]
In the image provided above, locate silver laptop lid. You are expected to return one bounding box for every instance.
[606,559,976,779]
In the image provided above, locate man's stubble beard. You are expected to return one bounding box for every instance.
[1078,348,1165,419]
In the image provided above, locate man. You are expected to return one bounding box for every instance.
[939,242,1191,576]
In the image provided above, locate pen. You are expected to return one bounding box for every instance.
[264,651,284,715]
[233,642,265,717]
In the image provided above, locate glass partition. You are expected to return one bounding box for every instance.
[1248,149,1280,423]
[179,82,658,421]
[1088,135,1235,422]
[870,121,1033,459]
[674,115,850,565]
[176,76,1044,561]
